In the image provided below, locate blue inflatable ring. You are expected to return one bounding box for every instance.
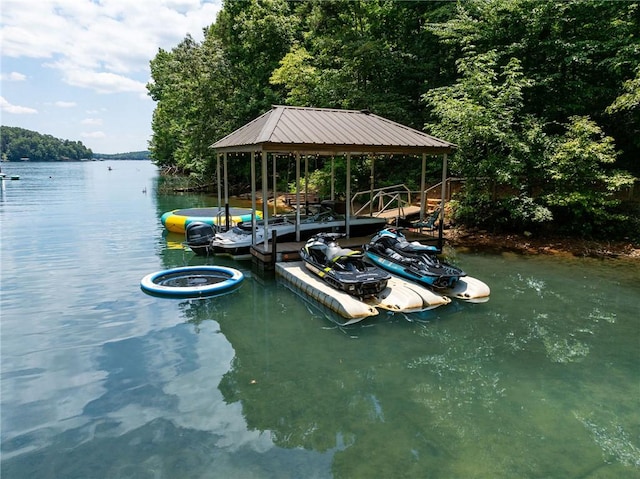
[140,265,244,298]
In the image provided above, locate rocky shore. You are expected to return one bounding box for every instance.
[245,192,640,261]
[443,226,640,260]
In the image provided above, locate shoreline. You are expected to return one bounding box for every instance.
[443,226,640,260]
[241,193,640,261]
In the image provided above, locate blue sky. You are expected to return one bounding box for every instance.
[1,0,222,154]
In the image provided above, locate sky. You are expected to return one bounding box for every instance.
[1,0,222,154]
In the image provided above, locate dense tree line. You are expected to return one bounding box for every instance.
[147,0,639,240]
[0,126,93,162]
[94,151,150,160]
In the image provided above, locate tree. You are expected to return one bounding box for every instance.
[148,0,298,180]
[428,0,640,174]
[277,0,455,127]
[0,126,92,161]
[424,0,637,236]
[146,0,638,239]
[541,116,635,236]
[270,44,320,105]
[148,36,203,171]
[211,0,297,128]
[424,50,552,230]
[606,67,640,169]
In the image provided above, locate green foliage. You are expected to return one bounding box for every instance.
[270,44,320,105]
[428,0,640,173]
[147,1,297,181]
[147,34,229,174]
[277,0,455,126]
[424,1,638,239]
[211,0,297,124]
[541,116,635,237]
[94,151,149,160]
[607,68,640,114]
[0,126,92,161]
[147,0,640,241]
[425,50,539,185]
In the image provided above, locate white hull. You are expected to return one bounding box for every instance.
[211,216,387,256]
[440,276,491,302]
[276,261,450,321]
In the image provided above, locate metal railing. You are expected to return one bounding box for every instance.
[352,184,412,217]
[352,179,458,218]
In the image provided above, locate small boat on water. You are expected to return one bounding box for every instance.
[161,207,262,234]
[201,206,388,258]
[183,205,389,258]
[364,228,490,302]
[300,233,391,299]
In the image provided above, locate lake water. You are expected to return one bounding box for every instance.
[1,160,638,478]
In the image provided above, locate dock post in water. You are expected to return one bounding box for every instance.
[271,230,278,268]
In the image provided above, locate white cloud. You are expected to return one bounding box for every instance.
[59,67,148,95]
[0,0,221,153]
[55,101,76,108]
[81,118,103,126]
[0,0,222,94]
[0,72,27,81]
[0,96,38,114]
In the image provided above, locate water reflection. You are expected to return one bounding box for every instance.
[3,296,335,478]
[4,256,639,478]
[1,162,638,478]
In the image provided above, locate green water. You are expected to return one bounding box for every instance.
[1,161,638,478]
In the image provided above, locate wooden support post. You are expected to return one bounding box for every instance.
[295,152,301,242]
[271,230,277,267]
[420,153,426,223]
[438,153,448,251]
[346,153,351,238]
[224,152,230,231]
[262,151,269,249]
[216,154,222,230]
[272,154,277,217]
[251,151,256,246]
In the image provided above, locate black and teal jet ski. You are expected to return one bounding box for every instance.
[300,233,391,299]
[364,228,466,289]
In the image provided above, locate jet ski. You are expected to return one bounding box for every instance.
[300,233,391,299]
[364,228,466,289]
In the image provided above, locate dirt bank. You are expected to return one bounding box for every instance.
[444,227,640,260]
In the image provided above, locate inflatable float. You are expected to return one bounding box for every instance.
[140,265,244,298]
[161,207,262,234]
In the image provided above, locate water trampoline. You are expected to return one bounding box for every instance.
[140,265,244,298]
[161,207,262,234]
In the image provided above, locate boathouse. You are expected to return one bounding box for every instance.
[210,105,456,266]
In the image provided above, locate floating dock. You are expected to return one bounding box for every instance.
[440,276,491,303]
[276,261,450,322]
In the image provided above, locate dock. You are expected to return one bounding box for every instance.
[275,261,451,321]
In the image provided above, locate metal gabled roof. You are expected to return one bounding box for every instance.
[211,105,456,155]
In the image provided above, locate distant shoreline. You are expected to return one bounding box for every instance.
[2,157,151,162]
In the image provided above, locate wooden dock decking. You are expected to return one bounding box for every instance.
[372,205,422,219]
